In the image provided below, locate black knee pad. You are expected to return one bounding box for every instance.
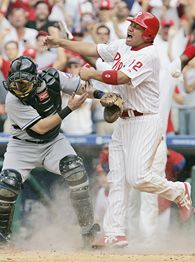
[59,155,88,188]
[0,169,22,202]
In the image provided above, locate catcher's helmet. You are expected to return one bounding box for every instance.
[127,11,159,42]
[3,56,39,99]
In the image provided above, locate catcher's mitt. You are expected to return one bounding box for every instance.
[100,92,124,123]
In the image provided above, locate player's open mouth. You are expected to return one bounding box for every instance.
[127,32,133,39]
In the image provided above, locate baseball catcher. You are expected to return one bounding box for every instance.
[0,56,100,248]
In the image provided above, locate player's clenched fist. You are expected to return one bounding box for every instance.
[42,35,60,48]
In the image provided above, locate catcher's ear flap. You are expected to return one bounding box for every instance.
[104,105,121,123]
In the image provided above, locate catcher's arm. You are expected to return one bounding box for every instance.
[29,92,88,134]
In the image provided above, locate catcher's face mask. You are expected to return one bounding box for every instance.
[3,56,39,100]
[3,72,37,99]
[9,79,34,98]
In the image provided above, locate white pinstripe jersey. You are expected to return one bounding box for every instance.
[97,39,160,114]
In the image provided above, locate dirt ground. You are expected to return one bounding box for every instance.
[1,247,195,262]
[2,188,194,262]
[1,220,194,262]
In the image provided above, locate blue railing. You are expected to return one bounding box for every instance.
[1,133,195,147]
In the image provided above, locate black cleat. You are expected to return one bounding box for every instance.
[0,232,10,245]
[82,223,100,248]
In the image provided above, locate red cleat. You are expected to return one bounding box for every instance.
[92,235,128,249]
[177,182,192,223]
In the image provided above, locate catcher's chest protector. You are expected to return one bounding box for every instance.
[25,68,62,140]
[28,68,62,117]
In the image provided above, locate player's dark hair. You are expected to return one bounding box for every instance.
[34,0,50,9]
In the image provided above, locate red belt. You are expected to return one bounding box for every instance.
[121,110,143,118]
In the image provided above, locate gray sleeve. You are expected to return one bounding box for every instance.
[58,71,81,95]
[5,94,41,130]
[0,72,7,103]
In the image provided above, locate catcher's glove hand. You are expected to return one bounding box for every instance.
[100,92,124,123]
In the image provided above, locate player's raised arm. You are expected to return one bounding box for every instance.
[42,35,99,58]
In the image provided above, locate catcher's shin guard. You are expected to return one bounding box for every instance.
[59,155,99,246]
[0,169,22,242]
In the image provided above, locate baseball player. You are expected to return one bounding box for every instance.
[43,11,193,248]
[127,20,188,242]
[0,56,100,248]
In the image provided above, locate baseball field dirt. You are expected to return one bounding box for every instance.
[0,248,195,262]
[1,188,193,262]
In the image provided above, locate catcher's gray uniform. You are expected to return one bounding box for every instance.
[3,72,80,181]
[0,56,98,247]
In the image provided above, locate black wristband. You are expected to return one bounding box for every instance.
[93,90,105,99]
[58,106,72,120]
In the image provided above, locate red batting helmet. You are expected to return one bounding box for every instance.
[127,11,160,42]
